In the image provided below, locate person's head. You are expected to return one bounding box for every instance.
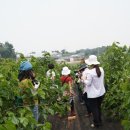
[80,58,85,64]
[85,55,100,66]
[79,63,87,73]
[48,63,54,69]
[18,69,35,81]
[85,55,101,77]
[18,60,35,81]
[61,66,71,76]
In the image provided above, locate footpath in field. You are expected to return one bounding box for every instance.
[49,86,124,130]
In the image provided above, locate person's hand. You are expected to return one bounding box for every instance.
[34,82,40,89]
[70,90,76,96]
[80,76,85,83]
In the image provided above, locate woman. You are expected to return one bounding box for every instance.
[82,55,106,128]
[60,66,76,118]
[79,64,92,117]
[18,60,40,122]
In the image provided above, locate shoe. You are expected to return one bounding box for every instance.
[90,123,95,128]
[68,115,76,120]
[69,112,76,116]
[68,112,76,120]
[80,101,85,105]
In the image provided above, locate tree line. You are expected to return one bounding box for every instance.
[0,41,112,59]
[0,42,16,59]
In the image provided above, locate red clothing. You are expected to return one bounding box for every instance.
[60,75,73,85]
[60,75,75,116]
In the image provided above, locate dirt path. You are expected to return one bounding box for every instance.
[49,85,124,130]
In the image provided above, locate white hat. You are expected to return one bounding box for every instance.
[61,66,71,75]
[85,55,100,65]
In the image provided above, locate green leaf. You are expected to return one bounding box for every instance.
[19,117,29,127]
[121,120,130,130]
[3,122,16,130]
[48,108,54,115]
[12,116,19,125]
[38,89,46,99]
[41,122,52,130]
[0,74,4,79]
[0,125,6,130]
[0,98,3,106]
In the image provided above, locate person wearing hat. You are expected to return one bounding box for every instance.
[60,66,76,119]
[79,64,92,117]
[81,55,106,128]
[77,63,87,104]
[18,60,40,122]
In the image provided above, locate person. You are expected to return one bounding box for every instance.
[46,63,56,82]
[79,63,92,117]
[81,55,106,128]
[74,69,83,104]
[77,64,86,104]
[18,60,40,122]
[60,66,76,119]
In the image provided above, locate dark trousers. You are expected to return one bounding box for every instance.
[88,95,104,126]
[83,92,91,114]
[77,84,84,103]
[78,89,84,103]
[70,99,74,112]
[69,96,75,113]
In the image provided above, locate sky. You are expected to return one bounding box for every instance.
[0,0,130,55]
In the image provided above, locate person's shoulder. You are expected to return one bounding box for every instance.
[46,69,50,73]
[60,75,64,80]
[99,67,104,73]
[99,66,103,69]
[46,69,51,75]
[87,68,95,75]
[83,68,90,73]
[52,70,55,74]
[67,75,73,80]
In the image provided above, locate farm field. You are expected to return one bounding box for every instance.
[49,84,123,130]
[0,43,130,130]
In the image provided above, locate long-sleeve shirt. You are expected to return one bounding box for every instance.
[83,67,106,98]
[19,79,38,106]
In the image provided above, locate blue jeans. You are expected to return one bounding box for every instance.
[33,105,39,122]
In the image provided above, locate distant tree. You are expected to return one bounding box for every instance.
[30,52,36,54]
[52,50,60,54]
[0,42,16,59]
[41,50,47,54]
[61,49,68,56]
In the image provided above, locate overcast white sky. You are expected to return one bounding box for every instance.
[0,0,130,55]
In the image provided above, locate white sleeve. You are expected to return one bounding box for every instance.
[82,71,87,79]
[46,70,50,77]
[52,71,56,76]
[83,73,92,86]
[82,68,89,80]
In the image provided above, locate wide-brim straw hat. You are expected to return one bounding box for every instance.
[85,55,100,65]
[61,66,71,75]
